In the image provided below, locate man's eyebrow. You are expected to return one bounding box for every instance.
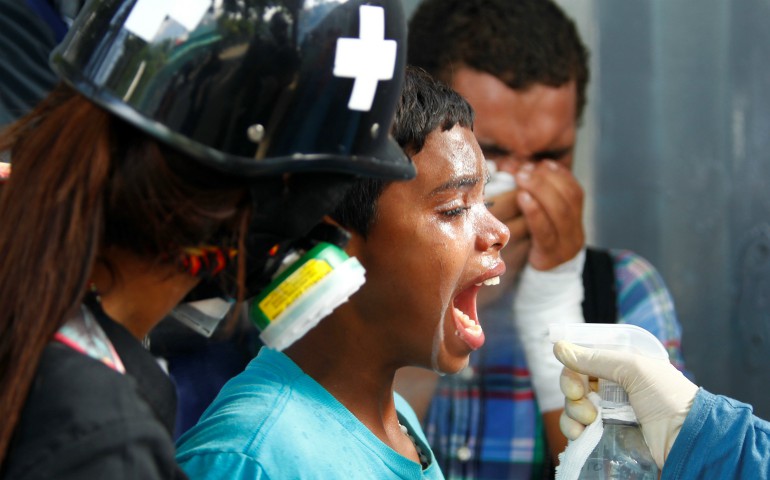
[429,175,482,196]
[532,146,573,161]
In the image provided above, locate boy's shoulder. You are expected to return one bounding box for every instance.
[177,356,424,478]
[176,348,305,452]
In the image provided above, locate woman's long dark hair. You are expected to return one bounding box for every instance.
[0,85,250,463]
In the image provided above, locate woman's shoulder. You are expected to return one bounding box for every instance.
[34,343,151,419]
[6,344,177,479]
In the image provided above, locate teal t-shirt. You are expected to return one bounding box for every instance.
[176,348,444,479]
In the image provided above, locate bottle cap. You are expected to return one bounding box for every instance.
[550,324,668,411]
[599,378,629,405]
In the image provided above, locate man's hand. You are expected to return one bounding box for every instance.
[554,341,699,469]
[514,161,584,271]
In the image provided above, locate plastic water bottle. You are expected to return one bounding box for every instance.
[579,380,659,479]
[549,324,665,480]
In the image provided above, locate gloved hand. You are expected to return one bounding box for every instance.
[554,340,699,469]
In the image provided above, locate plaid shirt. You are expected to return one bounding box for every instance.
[424,249,688,480]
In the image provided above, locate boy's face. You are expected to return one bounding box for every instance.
[346,125,509,374]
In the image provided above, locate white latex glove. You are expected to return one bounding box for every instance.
[554,340,699,469]
[514,249,585,412]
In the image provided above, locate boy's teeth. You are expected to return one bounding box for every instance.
[475,276,501,287]
[453,306,485,349]
[455,308,475,328]
[465,324,483,337]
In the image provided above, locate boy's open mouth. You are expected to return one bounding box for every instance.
[452,276,500,350]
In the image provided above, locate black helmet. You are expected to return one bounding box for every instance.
[50,0,414,181]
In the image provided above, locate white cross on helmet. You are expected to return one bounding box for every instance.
[333,5,397,112]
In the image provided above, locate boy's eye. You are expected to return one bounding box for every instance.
[443,206,471,217]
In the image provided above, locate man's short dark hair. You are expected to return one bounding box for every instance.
[331,66,474,238]
[408,0,590,120]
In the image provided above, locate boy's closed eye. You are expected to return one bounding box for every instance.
[443,205,472,217]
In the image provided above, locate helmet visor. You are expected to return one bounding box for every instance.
[51,0,415,180]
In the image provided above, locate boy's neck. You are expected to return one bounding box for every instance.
[285,336,425,466]
[284,313,400,435]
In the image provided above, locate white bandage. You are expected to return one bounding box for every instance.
[514,249,586,412]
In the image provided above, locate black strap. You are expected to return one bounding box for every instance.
[87,299,179,436]
[581,247,618,324]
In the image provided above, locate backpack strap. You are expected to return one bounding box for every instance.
[581,247,618,324]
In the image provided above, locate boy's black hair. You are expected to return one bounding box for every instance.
[408,0,590,121]
[331,66,474,238]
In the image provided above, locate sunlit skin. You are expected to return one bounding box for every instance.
[395,67,585,457]
[287,125,509,467]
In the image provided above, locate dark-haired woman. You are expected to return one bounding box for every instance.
[0,0,414,478]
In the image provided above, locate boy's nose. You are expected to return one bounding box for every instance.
[477,209,510,252]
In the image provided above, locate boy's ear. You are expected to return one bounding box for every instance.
[320,216,364,258]
[343,231,365,259]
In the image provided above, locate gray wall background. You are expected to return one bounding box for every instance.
[403,0,770,418]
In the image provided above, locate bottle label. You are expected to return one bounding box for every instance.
[258,259,333,322]
[600,403,638,423]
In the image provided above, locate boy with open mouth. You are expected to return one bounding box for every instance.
[176,67,510,479]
